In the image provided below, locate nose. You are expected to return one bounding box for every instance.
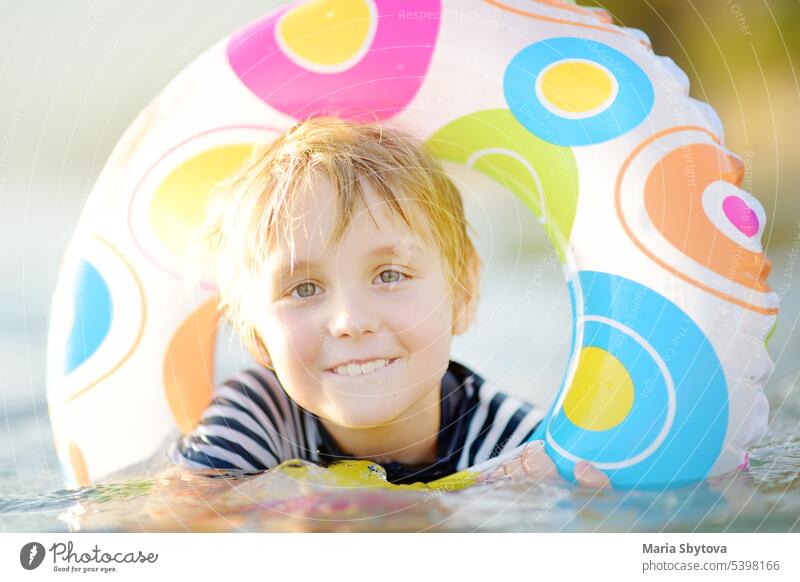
[326,284,380,339]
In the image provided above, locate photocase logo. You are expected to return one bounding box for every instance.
[19,542,46,570]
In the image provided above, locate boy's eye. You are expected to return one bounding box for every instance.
[290,282,320,299]
[376,269,406,284]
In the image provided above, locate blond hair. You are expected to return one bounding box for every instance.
[200,117,481,366]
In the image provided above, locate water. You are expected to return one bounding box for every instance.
[1,182,799,532]
[0,450,797,532]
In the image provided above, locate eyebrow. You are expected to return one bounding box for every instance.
[271,242,420,277]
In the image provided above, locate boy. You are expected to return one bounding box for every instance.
[169,117,607,487]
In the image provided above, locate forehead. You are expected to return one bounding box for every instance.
[265,172,432,268]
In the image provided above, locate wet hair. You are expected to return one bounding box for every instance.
[199,116,481,366]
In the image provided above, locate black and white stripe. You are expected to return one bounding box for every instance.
[169,362,542,476]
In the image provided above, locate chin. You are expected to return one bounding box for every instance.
[325,399,410,429]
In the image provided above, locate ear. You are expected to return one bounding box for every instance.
[452,296,472,336]
[452,286,479,335]
[246,328,273,369]
[452,252,481,336]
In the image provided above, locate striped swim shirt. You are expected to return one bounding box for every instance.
[168,360,543,484]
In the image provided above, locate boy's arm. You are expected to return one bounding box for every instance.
[460,382,609,488]
[479,440,611,488]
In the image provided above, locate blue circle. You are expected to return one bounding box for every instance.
[65,260,112,374]
[535,271,728,489]
[504,37,654,146]
[549,319,670,464]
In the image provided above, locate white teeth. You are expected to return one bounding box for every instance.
[334,359,391,377]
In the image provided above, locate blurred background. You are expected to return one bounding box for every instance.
[1,0,798,499]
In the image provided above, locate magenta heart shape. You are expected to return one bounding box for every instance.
[722,195,759,237]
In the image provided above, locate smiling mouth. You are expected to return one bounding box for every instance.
[326,358,401,377]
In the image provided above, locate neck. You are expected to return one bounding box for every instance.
[320,385,441,465]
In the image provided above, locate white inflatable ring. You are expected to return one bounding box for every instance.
[47,0,778,489]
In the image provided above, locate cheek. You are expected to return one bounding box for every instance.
[258,306,323,370]
[384,283,454,354]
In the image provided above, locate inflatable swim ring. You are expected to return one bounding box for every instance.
[47,0,778,489]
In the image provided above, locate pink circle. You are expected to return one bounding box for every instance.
[226,0,440,121]
[722,195,759,237]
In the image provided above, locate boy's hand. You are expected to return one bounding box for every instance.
[481,440,610,489]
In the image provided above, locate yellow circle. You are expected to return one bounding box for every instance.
[278,0,374,68]
[540,61,614,113]
[563,346,634,431]
[150,144,253,259]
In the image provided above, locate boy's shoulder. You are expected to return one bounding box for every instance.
[444,359,533,408]
[219,366,291,405]
[446,359,484,389]
[442,359,543,469]
[167,366,314,472]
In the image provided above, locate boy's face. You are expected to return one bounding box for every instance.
[248,173,458,428]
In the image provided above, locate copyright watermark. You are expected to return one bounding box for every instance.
[19,541,159,574]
